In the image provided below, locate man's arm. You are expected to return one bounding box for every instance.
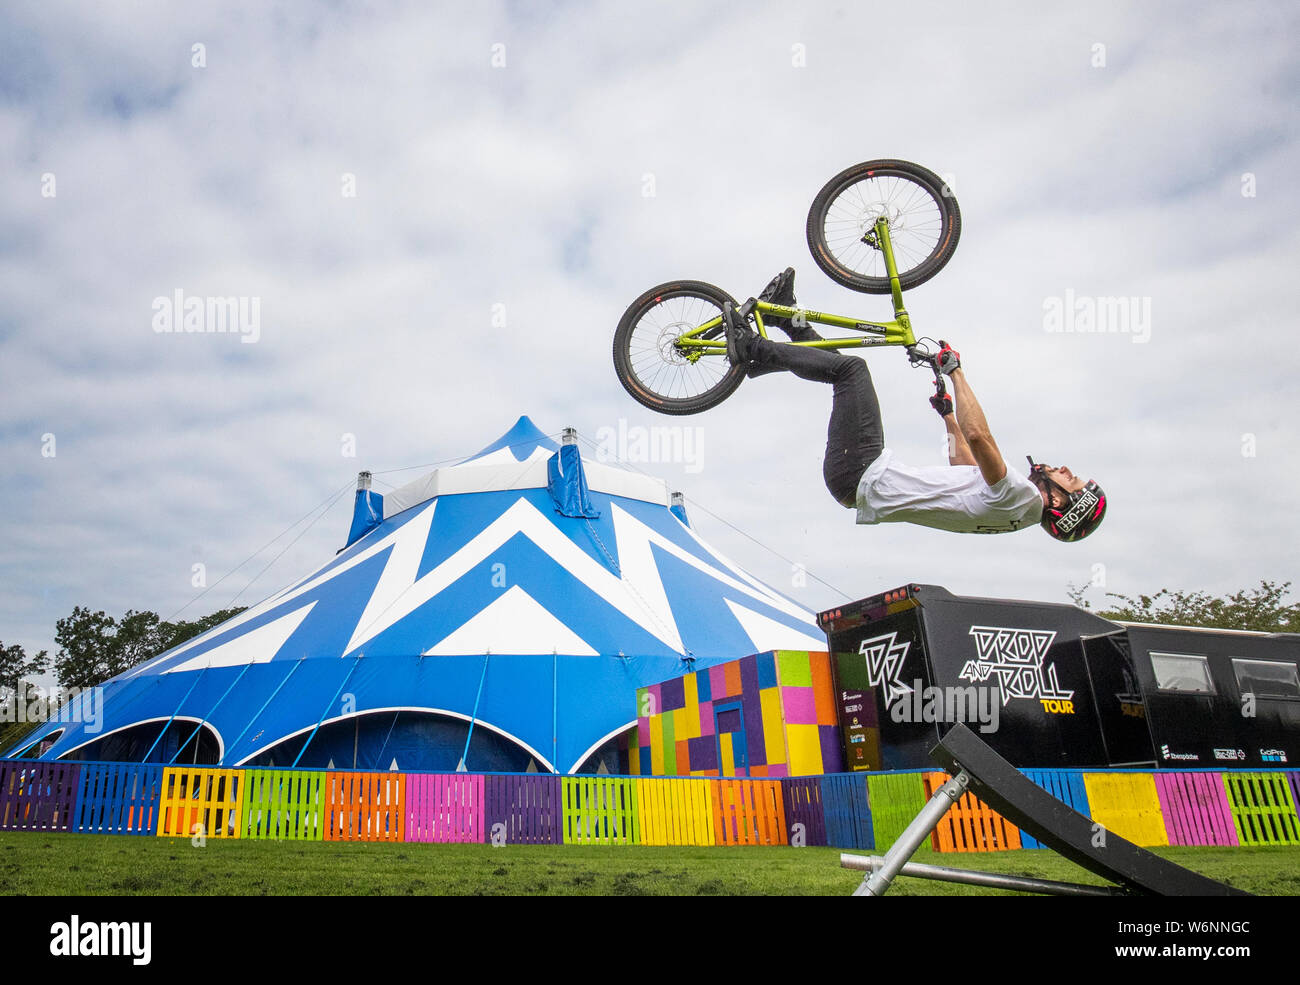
[943,414,978,467]
[949,368,1007,486]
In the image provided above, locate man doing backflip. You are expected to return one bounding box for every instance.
[723,269,1107,540]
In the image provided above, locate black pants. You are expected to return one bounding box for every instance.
[748,339,884,507]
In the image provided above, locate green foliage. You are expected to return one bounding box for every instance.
[0,641,50,751]
[53,606,246,690]
[0,641,48,699]
[1067,580,1300,633]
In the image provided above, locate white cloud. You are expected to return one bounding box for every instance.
[1,0,1297,663]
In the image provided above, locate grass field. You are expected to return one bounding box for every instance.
[3,834,1297,895]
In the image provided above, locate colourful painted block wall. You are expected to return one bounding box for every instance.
[633,650,844,778]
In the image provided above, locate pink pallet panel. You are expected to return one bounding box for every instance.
[1154,772,1238,847]
[404,773,485,843]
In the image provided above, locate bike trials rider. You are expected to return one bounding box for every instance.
[724,268,1107,540]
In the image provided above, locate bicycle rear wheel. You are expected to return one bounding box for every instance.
[807,159,961,294]
[613,280,745,415]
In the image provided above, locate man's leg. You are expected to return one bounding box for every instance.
[747,339,885,508]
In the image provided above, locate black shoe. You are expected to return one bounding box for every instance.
[758,267,821,342]
[723,302,758,366]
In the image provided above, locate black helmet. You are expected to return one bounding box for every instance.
[1027,456,1107,542]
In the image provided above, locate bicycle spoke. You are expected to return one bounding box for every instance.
[818,171,944,283]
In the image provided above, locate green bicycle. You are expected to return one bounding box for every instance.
[613,159,961,415]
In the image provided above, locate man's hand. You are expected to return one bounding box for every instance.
[929,389,953,417]
[936,340,961,376]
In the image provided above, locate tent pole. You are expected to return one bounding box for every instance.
[552,651,558,774]
[458,653,490,772]
[139,665,209,764]
[167,663,251,765]
[291,654,363,768]
[221,658,305,766]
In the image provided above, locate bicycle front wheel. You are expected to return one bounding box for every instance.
[807,159,961,294]
[613,280,745,415]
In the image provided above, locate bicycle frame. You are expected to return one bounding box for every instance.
[672,217,918,358]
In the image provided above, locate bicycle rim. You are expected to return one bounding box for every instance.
[621,289,738,409]
[817,170,948,284]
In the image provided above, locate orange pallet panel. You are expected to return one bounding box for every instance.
[710,778,787,846]
[325,772,406,842]
[921,771,1022,853]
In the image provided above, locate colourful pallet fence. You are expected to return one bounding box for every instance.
[4,760,1300,855]
[562,777,637,845]
[712,778,786,845]
[75,763,163,836]
[783,777,828,847]
[636,778,713,846]
[485,774,561,845]
[1082,773,1169,847]
[325,771,405,842]
[866,772,928,852]
[0,761,81,833]
[1222,772,1300,846]
[820,773,873,850]
[1154,772,1238,847]
[921,772,1022,852]
[242,768,325,841]
[157,767,244,839]
[406,773,484,844]
[1019,769,1091,850]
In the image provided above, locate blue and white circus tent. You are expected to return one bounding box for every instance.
[11,417,826,774]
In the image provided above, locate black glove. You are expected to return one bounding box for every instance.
[929,388,953,417]
[936,340,961,376]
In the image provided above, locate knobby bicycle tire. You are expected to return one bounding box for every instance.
[806,159,961,294]
[613,280,745,415]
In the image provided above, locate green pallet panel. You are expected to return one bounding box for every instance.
[866,772,929,853]
[1222,772,1300,846]
[242,769,326,841]
[561,776,638,845]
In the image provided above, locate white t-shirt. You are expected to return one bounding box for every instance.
[855,448,1044,534]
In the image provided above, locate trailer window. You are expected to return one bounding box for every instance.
[1232,658,1300,699]
[1150,652,1214,693]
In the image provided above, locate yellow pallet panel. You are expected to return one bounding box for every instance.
[1082,772,1168,847]
[157,767,245,839]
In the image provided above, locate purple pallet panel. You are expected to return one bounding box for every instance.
[781,777,827,846]
[1155,772,1238,847]
[0,762,82,832]
[1288,773,1300,818]
[485,774,561,845]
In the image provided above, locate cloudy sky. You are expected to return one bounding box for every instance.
[2,1,1297,664]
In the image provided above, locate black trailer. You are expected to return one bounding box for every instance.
[1112,622,1300,768]
[818,584,1300,770]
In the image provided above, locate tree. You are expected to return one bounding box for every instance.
[53,605,246,690]
[0,641,49,699]
[1067,580,1300,633]
[0,641,49,752]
